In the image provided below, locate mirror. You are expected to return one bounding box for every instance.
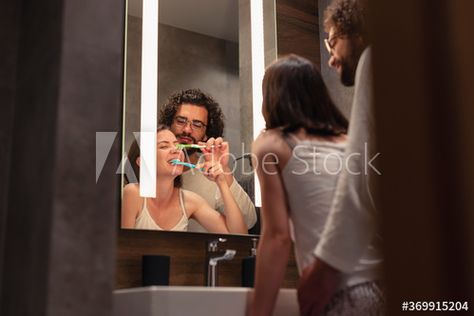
[121,0,277,235]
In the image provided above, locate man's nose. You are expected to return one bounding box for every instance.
[182,122,193,134]
[328,55,336,68]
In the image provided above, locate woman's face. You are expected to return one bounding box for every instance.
[156,129,184,177]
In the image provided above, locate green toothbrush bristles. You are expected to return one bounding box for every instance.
[176,143,202,149]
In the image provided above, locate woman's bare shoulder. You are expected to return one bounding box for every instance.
[252,129,287,157]
[122,183,143,218]
[123,183,140,195]
[253,129,293,168]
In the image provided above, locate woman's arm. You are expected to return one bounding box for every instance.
[121,184,142,228]
[199,137,256,229]
[215,174,247,234]
[185,190,228,233]
[248,133,292,316]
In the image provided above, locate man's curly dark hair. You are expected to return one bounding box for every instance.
[158,88,225,139]
[323,0,368,37]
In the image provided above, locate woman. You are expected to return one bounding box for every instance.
[121,125,247,234]
[248,55,381,315]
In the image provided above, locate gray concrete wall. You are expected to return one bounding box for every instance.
[124,19,242,167]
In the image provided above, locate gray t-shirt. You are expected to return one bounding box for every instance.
[314,47,384,285]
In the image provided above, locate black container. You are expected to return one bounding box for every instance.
[142,255,170,286]
[241,256,256,287]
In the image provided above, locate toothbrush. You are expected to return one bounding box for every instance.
[175,143,222,150]
[170,159,204,171]
[175,144,206,150]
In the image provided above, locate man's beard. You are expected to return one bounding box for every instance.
[176,132,198,144]
[340,59,357,86]
[176,132,199,155]
[339,47,363,87]
[183,147,199,156]
[183,148,201,162]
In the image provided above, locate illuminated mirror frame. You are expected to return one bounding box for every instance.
[139,0,158,198]
[250,0,266,207]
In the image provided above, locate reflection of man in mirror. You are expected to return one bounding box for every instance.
[159,88,257,233]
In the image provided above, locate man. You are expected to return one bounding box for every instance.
[159,88,257,232]
[297,0,384,315]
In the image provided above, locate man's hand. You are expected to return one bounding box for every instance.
[199,137,230,170]
[198,137,234,186]
[297,258,340,316]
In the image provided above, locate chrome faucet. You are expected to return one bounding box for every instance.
[207,249,236,287]
[205,238,236,287]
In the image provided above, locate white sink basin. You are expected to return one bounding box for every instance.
[114,286,298,316]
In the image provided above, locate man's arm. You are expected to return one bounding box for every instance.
[223,178,257,229]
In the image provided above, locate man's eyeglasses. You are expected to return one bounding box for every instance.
[324,33,343,54]
[174,116,207,130]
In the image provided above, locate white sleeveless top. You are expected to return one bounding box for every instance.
[281,133,380,288]
[281,134,345,272]
[134,189,189,231]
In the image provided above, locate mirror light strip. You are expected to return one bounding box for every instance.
[140,0,159,197]
[251,0,265,207]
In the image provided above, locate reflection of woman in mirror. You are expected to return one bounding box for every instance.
[248,55,371,315]
[121,125,247,234]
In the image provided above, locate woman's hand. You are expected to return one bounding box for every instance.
[198,137,234,187]
[297,258,340,316]
[198,137,230,170]
[197,161,226,185]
